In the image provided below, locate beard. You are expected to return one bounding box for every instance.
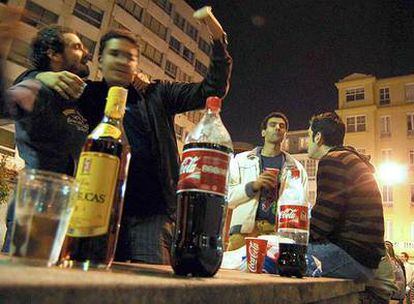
[63,54,90,79]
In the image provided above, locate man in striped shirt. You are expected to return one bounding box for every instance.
[306,112,385,281]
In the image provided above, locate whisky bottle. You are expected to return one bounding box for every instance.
[61,86,131,269]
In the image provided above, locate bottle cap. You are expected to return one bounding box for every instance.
[206,96,222,111]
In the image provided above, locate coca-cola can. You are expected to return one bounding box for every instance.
[245,237,268,273]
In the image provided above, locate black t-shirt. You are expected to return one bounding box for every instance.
[10,79,89,175]
[255,154,284,224]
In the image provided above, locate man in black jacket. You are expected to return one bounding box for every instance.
[35,23,232,263]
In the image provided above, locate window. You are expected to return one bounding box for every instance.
[165,60,177,79]
[305,159,317,179]
[345,87,365,102]
[169,36,181,54]
[73,0,104,28]
[141,41,163,66]
[173,12,185,30]
[182,47,194,64]
[111,20,130,31]
[143,13,167,40]
[408,113,414,136]
[177,70,192,83]
[381,149,392,162]
[78,34,96,60]
[379,87,390,105]
[185,22,198,41]
[298,137,309,152]
[22,1,58,28]
[116,0,143,22]
[195,60,208,77]
[198,37,211,56]
[379,116,391,138]
[175,124,184,141]
[7,39,31,68]
[382,185,393,206]
[411,185,414,205]
[346,115,366,133]
[405,84,414,102]
[152,0,172,15]
[409,150,414,167]
[385,220,393,241]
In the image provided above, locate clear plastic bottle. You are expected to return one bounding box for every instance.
[171,96,233,277]
[276,168,309,277]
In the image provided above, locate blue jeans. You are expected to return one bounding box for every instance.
[306,242,374,282]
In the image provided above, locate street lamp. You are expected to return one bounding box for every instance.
[377,162,408,185]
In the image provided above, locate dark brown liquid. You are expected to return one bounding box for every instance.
[171,142,232,277]
[60,134,130,269]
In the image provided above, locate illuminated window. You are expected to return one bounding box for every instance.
[381,149,392,162]
[407,113,414,136]
[165,60,177,79]
[346,115,366,133]
[345,87,365,102]
[379,116,391,138]
[382,185,393,206]
[379,88,390,105]
[405,84,414,102]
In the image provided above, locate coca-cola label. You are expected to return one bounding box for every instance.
[177,148,230,196]
[247,241,260,273]
[278,205,309,231]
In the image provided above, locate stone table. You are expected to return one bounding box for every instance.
[0,262,364,304]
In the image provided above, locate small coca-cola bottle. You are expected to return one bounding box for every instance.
[276,168,309,278]
[171,96,233,277]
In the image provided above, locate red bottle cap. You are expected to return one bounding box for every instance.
[206,96,222,111]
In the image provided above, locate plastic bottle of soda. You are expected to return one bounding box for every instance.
[171,96,233,277]
[276,168,309,277]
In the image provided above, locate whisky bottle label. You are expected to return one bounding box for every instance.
[67,152,120,237]
[90,123,121,139]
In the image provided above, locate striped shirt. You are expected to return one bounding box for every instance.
[310,147,385,269]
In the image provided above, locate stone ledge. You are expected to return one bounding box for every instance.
[0,262,364,304]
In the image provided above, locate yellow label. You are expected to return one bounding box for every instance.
[67,152,120,237]
[90,123,121,139]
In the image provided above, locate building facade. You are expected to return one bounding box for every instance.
[336,72,414,255]
[0,0,211,163]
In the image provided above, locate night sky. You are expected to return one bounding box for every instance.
[186,0,414,145]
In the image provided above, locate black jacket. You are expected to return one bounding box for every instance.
[79,39,232,217]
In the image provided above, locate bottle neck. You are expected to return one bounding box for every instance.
[102,115,123,128]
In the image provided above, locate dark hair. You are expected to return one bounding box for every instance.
[401,252,409,260]
[99,29,140,56]
[260,112,289,131]
[30,25,75,70]
[310,112,345,146]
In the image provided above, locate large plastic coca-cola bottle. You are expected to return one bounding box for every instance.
[276,168,309,278]
[171,96,233,277]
